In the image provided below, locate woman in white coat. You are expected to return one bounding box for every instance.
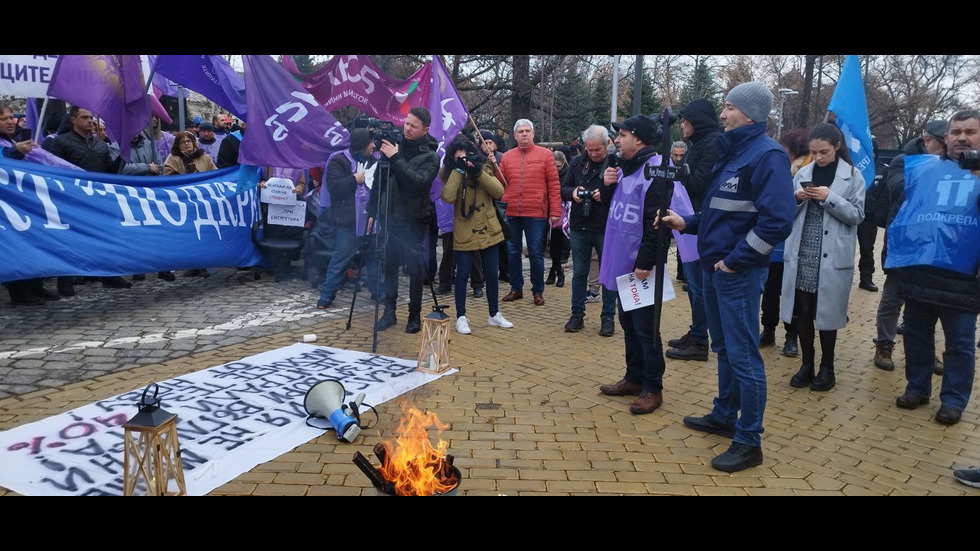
[781,123,866,392]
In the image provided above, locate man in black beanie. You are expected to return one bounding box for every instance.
[658,81,795,473]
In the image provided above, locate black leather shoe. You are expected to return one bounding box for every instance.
[375,311,397,332]
[683,414,736,438]
[32,287,61,301]
[435,286,452,295]
[102,276,132,289]
[555,269,565,288]
[158,271,176,282]
[809,365,836,391]
[564,314,584,332]
[711,442,763,473]
[896,323,905,335]
[472,287,484,298]
[781,334,799,357]
[666,339,709,361]
[859,280,879,292]
[789,363,815,388]
[668,333,693,349]
[10,293,44,306]
[405,313,421,334]
[896,392,930,409]
[57,284,75,297]
[599,316,615,337]
[935,405,962,425]
[759,327,776,347]
[132,273,146,281]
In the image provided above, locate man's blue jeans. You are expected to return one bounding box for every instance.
[569,230,616,319]
[319,225,379,303]
[902,298,977,411]
[683,261,708,345]
[506,216,547,295]
[702,265,768,447]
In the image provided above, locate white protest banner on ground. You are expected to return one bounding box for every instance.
[616,268,675,312]
[0,55,58,98]
[267,202,306,227]
[0,343,455,496]
[260,177,300,205]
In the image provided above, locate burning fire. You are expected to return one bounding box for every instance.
[377,402,457,496]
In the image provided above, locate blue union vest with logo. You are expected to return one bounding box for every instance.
[885,155,980,275]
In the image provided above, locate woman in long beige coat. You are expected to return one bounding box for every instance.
[439,135,512,335]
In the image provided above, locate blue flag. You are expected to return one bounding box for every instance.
[828,55,875,190]
[152,55,248,120]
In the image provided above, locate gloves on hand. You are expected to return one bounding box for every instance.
[454,156,468,172]
[466,154,484,176]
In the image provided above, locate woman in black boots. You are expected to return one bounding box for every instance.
[546,149,570,287]
[780,123,865,392]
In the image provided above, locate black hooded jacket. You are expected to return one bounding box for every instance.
[677,98,721,212]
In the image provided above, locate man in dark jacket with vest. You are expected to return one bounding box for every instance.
[368,107,440,334]
[665,98,721,362]
[886,109,980,428]
[659,81,795,473]
[561,124,618,336]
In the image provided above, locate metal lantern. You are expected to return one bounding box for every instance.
[122,384,187,496]
[417,305,451,374]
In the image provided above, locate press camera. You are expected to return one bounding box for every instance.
[364,117,404,150]
[959,150,980,170]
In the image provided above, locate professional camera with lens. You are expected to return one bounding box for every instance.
[959,150,980,170]
[367,119,404,150]
[576,188,594,217]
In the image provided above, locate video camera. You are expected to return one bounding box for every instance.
[959,150,980,170]
[363,117,404,150]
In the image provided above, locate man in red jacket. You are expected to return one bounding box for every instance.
[499,119,562,306]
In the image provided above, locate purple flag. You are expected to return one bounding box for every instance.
[428,56,469,161]
[281,55,430,126]
[237,55,349,193]
[152,55,247,120]
[47,55,150,161]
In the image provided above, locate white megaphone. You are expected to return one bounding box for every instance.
[303,380,366,443]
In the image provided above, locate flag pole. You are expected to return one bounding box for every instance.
[33,98,48,144]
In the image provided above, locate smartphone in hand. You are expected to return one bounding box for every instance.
[800,181,814,188]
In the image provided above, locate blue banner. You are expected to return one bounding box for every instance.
[0,157,263,282]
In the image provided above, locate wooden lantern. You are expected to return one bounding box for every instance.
[417,306,451,374]
[122,384,187,496]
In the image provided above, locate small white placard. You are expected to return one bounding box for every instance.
[266,203,306,227]
[616,268,675,312]
[261,177,299,205]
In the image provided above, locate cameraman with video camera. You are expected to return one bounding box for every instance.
[367,107,440,334]
[560,124,618,337]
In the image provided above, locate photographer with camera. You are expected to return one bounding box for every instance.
[438,134,513,335]
[885,109,980,431]
[560,124,618,337]
[595,115,673,416]
[367,107,440,334]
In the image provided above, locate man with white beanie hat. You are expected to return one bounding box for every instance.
[657,80,796,473]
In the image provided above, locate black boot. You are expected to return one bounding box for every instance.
[759,326,776,347]
[810,364,836,391]
[546,264,557,285]
[781,331,799,357]
[375,307,397,331]
[405,309,421,334]
[555,266,565,287]
[790,363,815,388]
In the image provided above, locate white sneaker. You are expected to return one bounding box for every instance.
[455,316,472,334]
[487,312,514,328]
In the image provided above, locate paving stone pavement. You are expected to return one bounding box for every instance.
[1,237,979,496]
